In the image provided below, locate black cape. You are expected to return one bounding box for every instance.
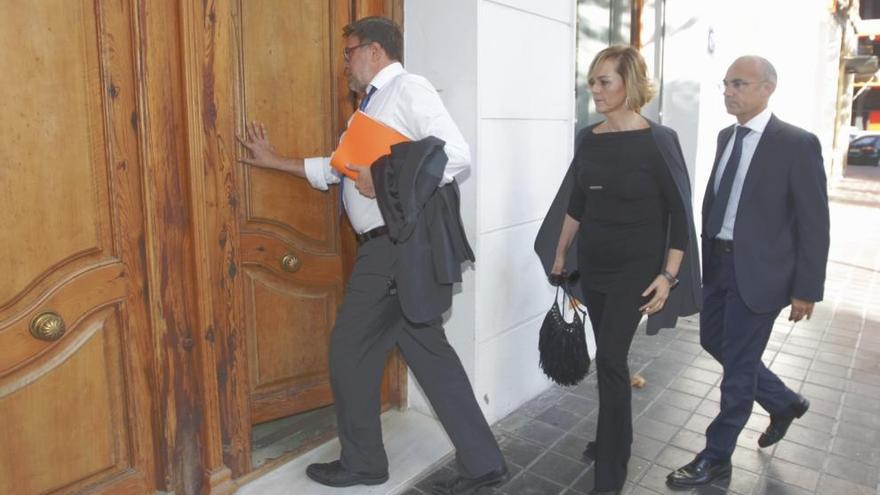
[534,120,701,334]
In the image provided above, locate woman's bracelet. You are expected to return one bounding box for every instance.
[661,270,679,288]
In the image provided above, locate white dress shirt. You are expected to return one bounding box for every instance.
[303,62,471,234]
[713,107,773,240]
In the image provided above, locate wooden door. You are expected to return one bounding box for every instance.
[232,0,404,425]
[0,1,157,494]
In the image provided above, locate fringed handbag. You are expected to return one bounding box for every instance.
[538,278,591,386]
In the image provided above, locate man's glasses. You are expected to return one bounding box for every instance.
[718,79,766,92]
[343,42,371,61]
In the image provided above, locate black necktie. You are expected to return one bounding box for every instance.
[707,126,751,238]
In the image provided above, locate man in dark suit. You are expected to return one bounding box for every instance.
[667,56,830,488]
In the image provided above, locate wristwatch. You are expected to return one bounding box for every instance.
[661,270,679,288]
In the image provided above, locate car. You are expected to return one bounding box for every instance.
[847,134,880,166]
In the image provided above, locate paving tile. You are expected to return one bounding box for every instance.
[683,413,712,435]
[764,457,821,491]
[642,403,691,427]
[499,434,546,468]
[512,420,567,447]
[773,441,828,470]
[750,475,814,495]
[668,377,713,398]
[823,454,879,489]
[633,417,680,443]
[816,473,878,495]
[731,446,773,475]
[530,451,588,486]
[678,367,721,386]
[655,389,702,411]
[555,394,598,417]
[831,436,880,466]
[550,434,592,463]
[654,445,697,470]
[536,406,584,431]
[668,428,704,454]
[631,434,666,461]
[503,471,565,495]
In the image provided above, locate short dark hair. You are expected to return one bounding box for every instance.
[343,16,403,62]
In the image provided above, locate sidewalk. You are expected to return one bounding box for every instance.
[401,165,880,495]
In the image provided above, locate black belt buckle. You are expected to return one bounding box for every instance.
[356,226,389,245]
[712,238,734,253]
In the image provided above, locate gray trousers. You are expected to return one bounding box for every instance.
[329,235,504,477]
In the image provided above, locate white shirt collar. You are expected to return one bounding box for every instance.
[368,62,405,91]
[738,107,772,134]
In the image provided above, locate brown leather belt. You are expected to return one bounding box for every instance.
[356,226,389,245]
[711,238,734,253]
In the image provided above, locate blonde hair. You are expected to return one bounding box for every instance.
[588,45,655,112]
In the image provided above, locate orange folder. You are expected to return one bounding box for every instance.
[330,111,410,179]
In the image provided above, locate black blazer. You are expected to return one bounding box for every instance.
[702,114,829,313]
[372,137,475,323]
[535,120,702,334]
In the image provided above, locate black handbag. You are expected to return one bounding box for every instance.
[538,280,591,386]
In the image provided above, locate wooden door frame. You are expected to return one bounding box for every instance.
[177,0,407,482]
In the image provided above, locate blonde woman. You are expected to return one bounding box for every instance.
[536,45,700,495]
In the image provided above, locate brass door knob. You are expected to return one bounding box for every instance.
[280,253,301,272]
[30,311,66,341]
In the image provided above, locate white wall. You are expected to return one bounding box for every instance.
[405,0,577,424]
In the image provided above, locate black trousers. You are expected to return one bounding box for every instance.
[582,286,646,491]
[329,235,504,477]
[698,248,798,461]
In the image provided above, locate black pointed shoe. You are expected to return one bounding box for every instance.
[582,440,597,460]
[306,460,389,487]
[758,395,810,448]
[666,457,732,488]
[431,464,509,495]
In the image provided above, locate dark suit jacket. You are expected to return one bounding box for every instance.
[702,114,829,313]
[535,120,702,334]
[372,137,475,323]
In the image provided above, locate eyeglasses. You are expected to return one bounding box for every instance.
[343,42,371,61]
[718,79,766,92]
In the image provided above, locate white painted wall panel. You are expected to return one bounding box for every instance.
[473,314,554,423]
[475,222,557,343]
[485,0,573,24]
[477,119,572,233]
[479,1,573,120]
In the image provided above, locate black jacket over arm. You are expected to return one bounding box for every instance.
[372,137,475,323]
[534,121,702,334]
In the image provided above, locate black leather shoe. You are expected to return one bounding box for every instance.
[431,465,509,495]
[758,395,810,448]
[306,460,388,487]
[582,440,597,460]
[666,457,731,488]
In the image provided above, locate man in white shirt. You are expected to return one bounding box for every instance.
[238,17,506,495]
[667,56,829,488]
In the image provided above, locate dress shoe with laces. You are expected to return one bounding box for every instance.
[306,460,388,487]
[758,395,810,448]
[430,464,509,495]
[666,457,731,488]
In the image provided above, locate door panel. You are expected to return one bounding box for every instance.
[0,1,156,493]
